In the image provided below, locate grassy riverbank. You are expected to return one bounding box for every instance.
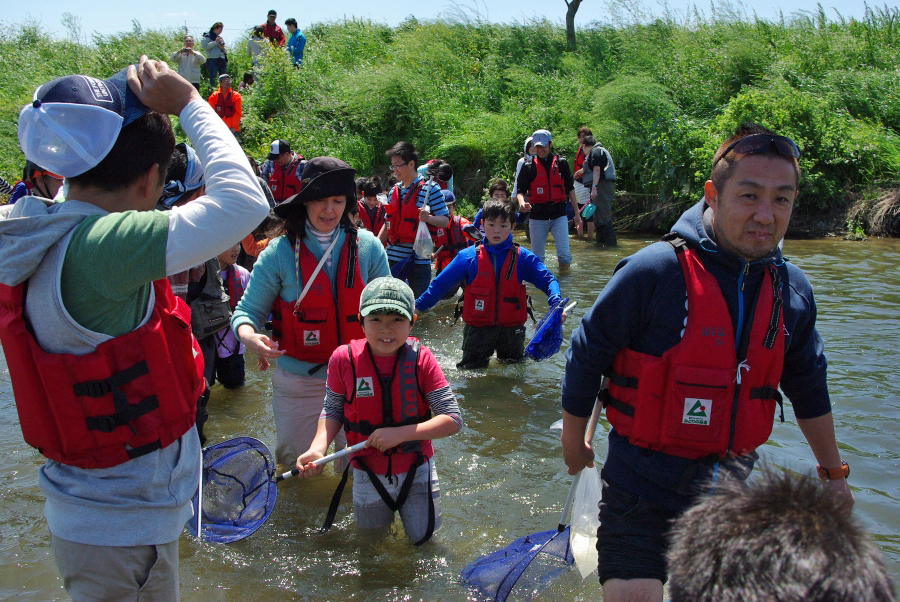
[2,6,899,233]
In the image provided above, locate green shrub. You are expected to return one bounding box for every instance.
[715,83,900,207]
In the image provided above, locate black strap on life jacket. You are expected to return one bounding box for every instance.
[74,360,163,457]
[320,453,435,545]
[749,385,785,422]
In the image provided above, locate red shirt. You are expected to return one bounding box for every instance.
[261,22,285,46]
[327,341,448,402]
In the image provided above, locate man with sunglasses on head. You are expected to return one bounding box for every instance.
[560,123,853,602]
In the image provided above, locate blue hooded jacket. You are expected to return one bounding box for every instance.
[416,234,562,312]
[562,199,831,510]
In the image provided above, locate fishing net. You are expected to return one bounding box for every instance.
[525,297,569,362]
[186,437,277,543]
[461,526,574,601]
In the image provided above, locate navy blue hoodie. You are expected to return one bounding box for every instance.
[562,199,831,511]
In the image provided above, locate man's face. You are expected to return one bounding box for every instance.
[577,133,585,147]
[184,37,194,48]
[220,78,232,91]
[276,151,293,167]
[287,24,297,33]
[390,156,416,185]
[267,14,276,24]
[533,144,550,159]
[704,154,797,262]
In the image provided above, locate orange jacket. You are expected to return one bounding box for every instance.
[208,88,242,132]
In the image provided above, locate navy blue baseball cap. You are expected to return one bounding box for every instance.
[18,67,149,178]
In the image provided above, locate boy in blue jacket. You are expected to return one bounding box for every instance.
[416,199,567,368]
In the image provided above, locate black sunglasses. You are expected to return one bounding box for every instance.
[714,134,800,167]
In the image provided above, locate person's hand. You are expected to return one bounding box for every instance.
[590,187,598,201]
[126,55,200,116]
[574,168,584,179]
[822,477,855,517]
[521,202,532,212]
[418,207,431,222]
[237,326,286,360]
[574,214,583,235]
[561,309,568,324]
[295,449,326,477]
[366,427,406,452]
[561,428,595,475]
[257,356,270,371]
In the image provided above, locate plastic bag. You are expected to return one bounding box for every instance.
[413,219,434,259]
[570,465,601,579]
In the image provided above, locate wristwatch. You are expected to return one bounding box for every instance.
[816,460,849,480]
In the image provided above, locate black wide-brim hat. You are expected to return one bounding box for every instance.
[274,156,356,218]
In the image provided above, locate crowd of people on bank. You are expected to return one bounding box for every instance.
[0,46,896,602]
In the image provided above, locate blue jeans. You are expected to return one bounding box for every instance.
[207,57,227,89]
[391,259,432,299]
[528,215,571,264]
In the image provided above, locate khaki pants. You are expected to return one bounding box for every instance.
[51,534,179,601]
[271,366,348,469]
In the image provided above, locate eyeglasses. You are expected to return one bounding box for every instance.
[714,134,800,167]
[389,161,409,171]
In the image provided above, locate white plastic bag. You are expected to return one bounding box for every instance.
[413,219,434,259]
[570,464,602,579]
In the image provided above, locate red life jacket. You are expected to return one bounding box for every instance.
[223,265,244,311]
[574,146,586,172]
[343,338,433,476]
[602,238,785,460]
[528,155,567,204]
[357,200,386,233]
[270,231,366,366]
[386,181,424,245]
[462,243,528,327]
[214,90,237,118]
[268,156,304,203]
[0,279,204,469]
[433,215,472,273]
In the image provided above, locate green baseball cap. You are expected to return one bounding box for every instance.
[359,277,415,321]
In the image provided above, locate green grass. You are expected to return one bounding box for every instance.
[2,4,899,220]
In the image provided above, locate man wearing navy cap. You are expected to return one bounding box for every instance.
[260,139,306,204]
[0,57,268,599]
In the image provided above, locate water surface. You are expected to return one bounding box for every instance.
[1,232,897,600]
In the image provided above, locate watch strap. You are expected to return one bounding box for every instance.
[817,460,849,480]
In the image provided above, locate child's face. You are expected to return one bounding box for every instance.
[217,243,240,266]
[483,217,513,245]
[490,191,509,201]
[362,313,413,357]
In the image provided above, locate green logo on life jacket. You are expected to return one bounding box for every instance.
[303,330,320,346]
[682,398,711,425]
[355,377,374,397]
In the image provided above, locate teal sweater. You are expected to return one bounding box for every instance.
[231,225,390,377]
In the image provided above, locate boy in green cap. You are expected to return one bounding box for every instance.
[296,277,462,544]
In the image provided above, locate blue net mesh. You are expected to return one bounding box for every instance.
[525,297,569,362]
[186,437,277,543]
[460,526,574,601]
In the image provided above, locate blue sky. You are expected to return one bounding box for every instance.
[18,0,876,41]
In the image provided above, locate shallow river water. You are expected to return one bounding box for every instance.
[2,231,898,600]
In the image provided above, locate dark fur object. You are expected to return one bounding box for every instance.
[667,467,896,602]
